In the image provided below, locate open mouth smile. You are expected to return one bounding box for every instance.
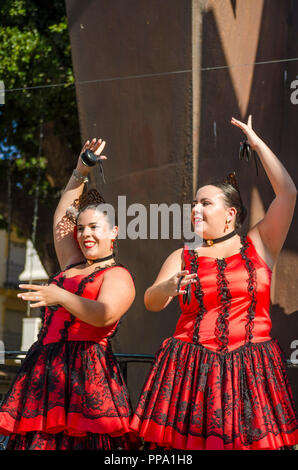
[83,241,97,249]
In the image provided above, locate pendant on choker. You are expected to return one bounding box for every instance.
[204,230,237,246]
[85,254,115,265]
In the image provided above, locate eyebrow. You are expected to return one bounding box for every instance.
[77,222,100,227]
[192,197,211,203]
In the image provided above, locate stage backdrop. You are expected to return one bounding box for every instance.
[65,0,298,408]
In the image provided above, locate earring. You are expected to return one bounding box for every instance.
[225,219,231,232]
[111,239,115,251]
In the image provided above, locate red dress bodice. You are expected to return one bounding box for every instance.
[41,265,129,346]
[174,235,272,352]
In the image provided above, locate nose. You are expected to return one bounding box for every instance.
[192,203,203,215]
[80,226,92,237]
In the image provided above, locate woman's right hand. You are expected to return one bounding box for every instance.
[160,270,197,297]
[76,138,107,175]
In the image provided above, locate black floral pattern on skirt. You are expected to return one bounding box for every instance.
[131,337,298,450]
[6,431,133,450]
[0,340,136,450]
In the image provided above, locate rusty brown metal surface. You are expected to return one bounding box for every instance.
[65,0,192,406]
[66,0,297,407]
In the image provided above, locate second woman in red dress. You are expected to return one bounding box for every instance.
[130,116,298,450]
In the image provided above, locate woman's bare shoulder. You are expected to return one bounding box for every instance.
[156,247,185,278]
[103,265,134,284]
[164,247,184,264]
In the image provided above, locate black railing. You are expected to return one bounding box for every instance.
[3,350,297,368]
[2,350,155,384]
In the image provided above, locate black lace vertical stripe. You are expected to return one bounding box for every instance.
[37,274,66,343]
[215,258,232,353]
[188,251,207,344]
[184,236,258,350]
[58,263,123,342]
[37,263,124,344]
[240,236,257,344]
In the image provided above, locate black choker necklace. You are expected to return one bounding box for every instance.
[204,230,237,246]
[85,254,115,265]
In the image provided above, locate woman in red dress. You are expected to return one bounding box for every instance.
[0,138,138,450]
[130,116,298,450]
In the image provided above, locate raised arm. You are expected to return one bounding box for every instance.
[53,138,107,270]
[144,248,197,311]
[231,116,297,265]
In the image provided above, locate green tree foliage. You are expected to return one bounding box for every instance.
[0,0,81,273]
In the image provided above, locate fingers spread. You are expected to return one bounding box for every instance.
[29,301,45,308]
[18,292,41,300]
[95,140,106,155]
[19,284,40,291]
[89,138,97,151]
[178,270,189,277]
[179,278,197,287]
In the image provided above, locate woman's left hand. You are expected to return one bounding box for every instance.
[18,283,64,308]
[231,115,262,150]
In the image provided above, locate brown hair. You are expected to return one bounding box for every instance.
[202,172,247,230]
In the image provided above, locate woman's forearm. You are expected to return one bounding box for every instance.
[144,283,173,312]
[58,288,117,327]
[254,138,297,196]
[54,167,89,222]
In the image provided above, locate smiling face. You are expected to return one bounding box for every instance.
[191,185,237,239]
[76,208,118,260]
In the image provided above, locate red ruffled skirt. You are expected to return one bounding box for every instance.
[130,337,298,450]
[0,340,139,450]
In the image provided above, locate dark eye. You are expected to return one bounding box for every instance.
[191,201,198,208]
[202,201,210,206]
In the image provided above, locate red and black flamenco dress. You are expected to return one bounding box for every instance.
[0,264,138,450]
[130,235,298,450]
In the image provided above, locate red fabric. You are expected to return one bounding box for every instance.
[42,267,121,345]
[0,266,140,450]
[130,236,298,450]
[174,236,272,351]
[130,338,298,450]
[0,341,133,438]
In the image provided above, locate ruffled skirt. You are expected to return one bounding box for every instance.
[0,340,138,450]
[130,337,298,450]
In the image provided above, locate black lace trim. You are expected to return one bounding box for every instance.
[0,340,132,425]
[215,258,232,353]
[134,337,298,447]
[38,263,125,343]
[58,263,125,342]
[37,275,66,343]
[188,251,206,344]
[186,235,258,349]
[240,235,257,343]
